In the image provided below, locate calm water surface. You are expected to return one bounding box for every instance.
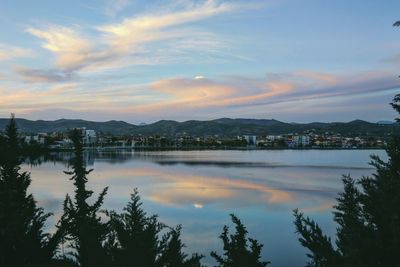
[23,149,387,267]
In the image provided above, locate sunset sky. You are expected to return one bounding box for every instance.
[1,0,400,123]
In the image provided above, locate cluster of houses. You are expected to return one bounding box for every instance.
[22,128,97,149]
[17,127,386,149]
[255,133,385,148]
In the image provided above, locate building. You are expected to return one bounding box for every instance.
[24,133,47,144]
[292,135,310,147]
[83,129,97,145]
[244,135,257,146]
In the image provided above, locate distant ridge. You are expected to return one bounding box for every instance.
[377,120,395,125]
[0,118,398,137]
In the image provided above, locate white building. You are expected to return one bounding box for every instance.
[292,135,310,147]
[24,133,47,144]
[244,135,257,146]
[83,130,97,145]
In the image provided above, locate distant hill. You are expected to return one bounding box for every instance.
[0,118,137,135]
[377,120,395,125]
[0,118,398,137]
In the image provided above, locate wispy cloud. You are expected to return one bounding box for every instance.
[4,70,398,122]
[25,25,95,72]
[1,0,397,122]
[137,71,400,113]
[105,0,132,17]
[21,0,237,82]
[15,67,75,83]
[0,43,33,61]
[384,53,400,64]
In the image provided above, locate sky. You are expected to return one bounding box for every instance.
[0,0,400,124]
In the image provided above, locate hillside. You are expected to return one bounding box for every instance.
[0,118,137,135]
[0,118,397,137]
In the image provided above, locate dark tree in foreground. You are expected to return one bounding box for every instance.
[211,214,270,267]
[0,115,61,267]
[293,210,340,267]
[59,129,110,267]
[106,188,164,267]
[158,225,204,267]
[294,94,400,267]
[107,188,204,267]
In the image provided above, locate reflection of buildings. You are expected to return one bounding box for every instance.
[24,150,136,167]
[83,151,95,166]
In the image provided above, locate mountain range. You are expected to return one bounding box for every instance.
[0,118,397,137]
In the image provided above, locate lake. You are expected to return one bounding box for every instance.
[22,149,387,267]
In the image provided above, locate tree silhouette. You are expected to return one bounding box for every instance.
[294,94,400,267]
[158,225,204,267]
[391,94,400,116]
[59,129,110,267]
[107,188,204,267]
[0,114,61,267]
[211,214,269,267]
[106,188,164,267]
[293,210,339,267]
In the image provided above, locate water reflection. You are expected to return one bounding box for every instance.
[22,149,386,267]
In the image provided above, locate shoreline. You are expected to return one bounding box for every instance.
[49,146,386,152]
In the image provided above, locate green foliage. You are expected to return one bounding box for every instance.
[158,225,204,267]
[293,94,400,267]
[0,114,61,266]
[59,129,110,267]
[333,176,375,266]
[293,210,339,267]
[391,94,400,120]
[106,188,164,267]
[107,188,204,267]
[211,214,269,267]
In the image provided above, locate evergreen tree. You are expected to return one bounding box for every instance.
[0,114,60,267]
[211,214,269,267]
[293,210,340,267]
[59,129,110,267]
[158,225,204,267]
[107,188,204,267]
[293,94,400,267]
[333,175,375,266]
[106,188,164,267]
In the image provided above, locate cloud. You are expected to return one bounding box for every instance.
[136,71,399,113]
[21,0,237,82]
[384,53,400,64]
[98,0,233,43]
[0,43,33,61]
[2,70,399,122]
[15,67,74,83]
[105,0,132,17]
[150,77,237,106]
[25,26,96,72]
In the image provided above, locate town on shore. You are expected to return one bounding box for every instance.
[6,126,387,152]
